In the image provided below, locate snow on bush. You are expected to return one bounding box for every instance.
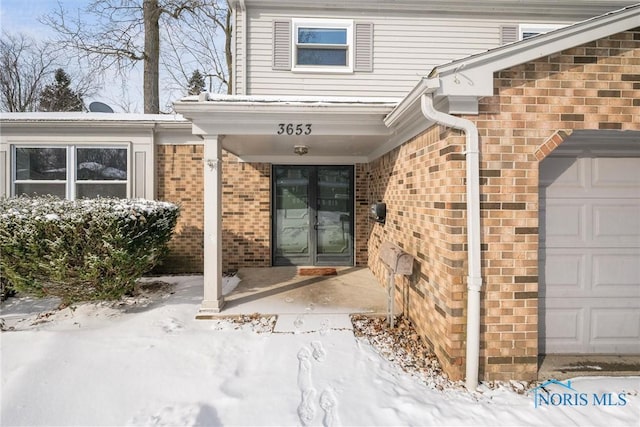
[0,196,179,304]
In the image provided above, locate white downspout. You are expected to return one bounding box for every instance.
[420,94,483,391]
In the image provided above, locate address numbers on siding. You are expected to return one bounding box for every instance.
[277,123,312,135]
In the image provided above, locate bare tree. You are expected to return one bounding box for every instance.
[43,0,232,114]
[162,3,232,95]
[0,32,58,112]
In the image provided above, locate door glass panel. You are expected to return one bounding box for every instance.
[316,168,351,255]
[274,166,310,258]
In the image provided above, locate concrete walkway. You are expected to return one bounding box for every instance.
[538,354,640,380]
[221,266,389,316]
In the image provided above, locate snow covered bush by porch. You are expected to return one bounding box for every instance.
[0,196,179,304]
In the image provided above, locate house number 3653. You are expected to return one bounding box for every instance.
[277,123,312,135]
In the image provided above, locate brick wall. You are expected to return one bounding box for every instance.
[368,126,470,380]
[156,144,204,273]
[474,29,639,380]
[156,146,271,273]
[367,29,639,381]
[221,151,271,270]
[354,163,371,266]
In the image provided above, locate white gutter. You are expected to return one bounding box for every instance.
[420,93,483,391]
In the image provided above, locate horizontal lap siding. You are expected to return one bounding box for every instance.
[246,9,551,97]
[234,8,245,94]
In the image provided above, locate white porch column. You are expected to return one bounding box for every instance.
[199,135,225,315]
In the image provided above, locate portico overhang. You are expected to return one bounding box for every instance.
[174,93,400,164]
[173,93,402,315]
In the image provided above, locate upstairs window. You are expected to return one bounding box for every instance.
[296,25,350,68]
[500,24,565,45]
[519,24,564,40]
[293,20,353,72]
[273,19,373,73]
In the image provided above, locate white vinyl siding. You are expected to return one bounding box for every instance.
[233,6,246,94]
[247,8,571,97]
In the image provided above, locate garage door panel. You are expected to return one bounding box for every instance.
[541,252,586,295]
[592,157,640,194]
[539,157,584,188]
[590,307,640,353]
[540,152,640,355]
[544,300,640,353]
[593,204,640,245]
[593,253,640,289]
[542,305,584,353]
[542,204,586,244]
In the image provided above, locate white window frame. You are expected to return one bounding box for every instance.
[292,19,354,73]
[519,24,564,40]
[11,143,131,200]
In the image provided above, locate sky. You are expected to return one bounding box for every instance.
[0,0,149,113]
[1,275,639,426]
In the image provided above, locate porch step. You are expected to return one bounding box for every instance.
[274,313,353,334]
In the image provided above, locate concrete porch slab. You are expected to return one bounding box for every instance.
[219,266,389,316]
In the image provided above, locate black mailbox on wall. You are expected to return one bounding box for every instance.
[370,202,386,224]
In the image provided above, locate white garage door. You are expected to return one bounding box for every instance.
[540,144,640,354]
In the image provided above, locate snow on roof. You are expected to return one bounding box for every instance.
[180,93,401,106]
[0,112,189,123]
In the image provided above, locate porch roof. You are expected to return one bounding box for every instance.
[174,94,401,164]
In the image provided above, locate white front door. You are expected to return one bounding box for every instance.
[539,149,640,354]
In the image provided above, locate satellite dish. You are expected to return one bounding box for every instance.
[89,101,115,113]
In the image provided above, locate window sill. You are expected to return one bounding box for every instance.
[291,66,354,74]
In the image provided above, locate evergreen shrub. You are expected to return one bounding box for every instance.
[0,196,179,304]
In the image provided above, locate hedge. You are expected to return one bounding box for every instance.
[0,196,179,304]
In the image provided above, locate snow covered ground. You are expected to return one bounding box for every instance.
[1,276,638,427]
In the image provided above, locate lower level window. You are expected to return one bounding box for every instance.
[13,146,128,199]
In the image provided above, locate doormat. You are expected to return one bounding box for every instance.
[298,267,338,276]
